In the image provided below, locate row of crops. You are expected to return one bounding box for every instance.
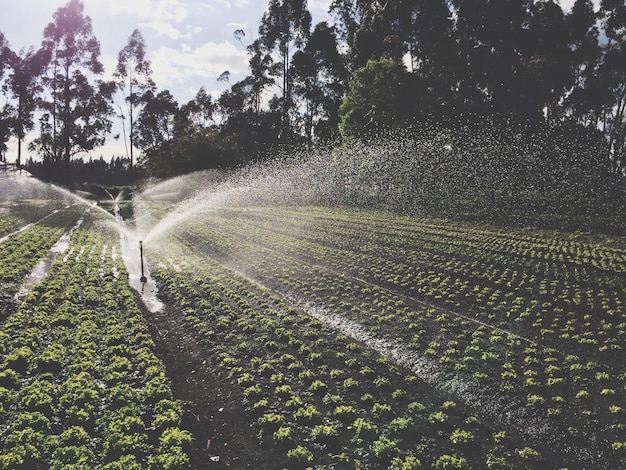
[137,204,625,469]
[0,204,193,468]
[2,191,625,469]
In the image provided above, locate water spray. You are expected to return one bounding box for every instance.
[139,240,147,284]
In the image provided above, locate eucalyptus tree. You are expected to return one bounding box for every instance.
[182,86,216,129]
[114,28,155,171]
[217,36,278,149]
[526,0,572,123]
[4,46,47,167]
[597,0,626,175]
[389,0,457,117]
[0,32,12,157]
[328,0,374,69]
[34,0,114,182]
[134,89,179,158]
[291,22,347,145]
[451,0,536,117]
[566,0,602,125]
[339,58,413,138]
[259,0,312,141]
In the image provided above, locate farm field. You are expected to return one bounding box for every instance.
[134,198,626,469]
[0,189,193,468]
[1,173,625,469]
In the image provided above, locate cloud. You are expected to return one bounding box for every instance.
[99,0,191,38]
[139,19,190,40]
[559,0,600,11]
[308,0,332,15]
[150,40,249,89]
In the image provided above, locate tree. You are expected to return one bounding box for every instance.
[597,0,626,175]
[34,0,114,182]
[329,0,374,69]
[182,87,216,129]
[134,89,179,158]
[259,0,312,141]
[395,0,454,77]
[114,28,155,171]
[350,2,403,66]
[5,47,47,168]
[566,0,602,125]
[526,0,572,123]
[339,58,413,138]
[0,32,12,158]
[291,22,347,145]
[452,0,536,117]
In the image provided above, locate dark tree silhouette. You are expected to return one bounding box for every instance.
[259,0,312,141]
[114,28,155,172]
[5,47,47,168]
[0,33,12,158]
[34,0,114,183]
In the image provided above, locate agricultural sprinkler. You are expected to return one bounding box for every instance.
[139,240,147,284]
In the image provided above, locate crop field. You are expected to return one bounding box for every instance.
[0,198,192,469]
[135,200,626,469]
[1,179,625,469]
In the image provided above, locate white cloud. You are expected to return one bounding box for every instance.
[198,0,234,10]
[97,0,191,38]
[139,19,190,40]
[560,0,600,12]
[150,41,249,89]
[308,0,332,15]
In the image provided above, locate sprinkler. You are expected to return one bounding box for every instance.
[139,240,147,284]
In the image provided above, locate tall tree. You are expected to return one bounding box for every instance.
[35,0,114,182]
[390,0,457,117]
[0,33,12,159]
[134,89,179,157]
[597,0,626,175]
[114,28,155,171]
[329,0,374,69]
[452,0,535,117]
[339,58,413,138]
[526,0,572,123]
[5,47,47,168]
[350,2,403,66]
[259,0,312,141]
[182,86,216,129]
[566,0,602,125]
[291,22,347,145]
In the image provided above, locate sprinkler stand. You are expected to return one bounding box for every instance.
[139,240,147,283]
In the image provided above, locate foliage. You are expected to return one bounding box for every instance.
[31,0,114,183]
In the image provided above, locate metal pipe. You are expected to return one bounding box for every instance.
[139,240,147,283]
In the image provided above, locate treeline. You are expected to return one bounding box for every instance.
[0,0,625,185]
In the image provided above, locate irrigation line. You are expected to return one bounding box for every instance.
[328,266,544,347]
[220,230,568,357]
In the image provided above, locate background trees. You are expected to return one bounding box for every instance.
[5,47,47,168]
[1,0,626,186]
[259,0,312,142]
[0,33,12,159]
[114,28,155,172]
[34,0,114,182]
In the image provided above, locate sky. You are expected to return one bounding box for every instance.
[0,0,595,161]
